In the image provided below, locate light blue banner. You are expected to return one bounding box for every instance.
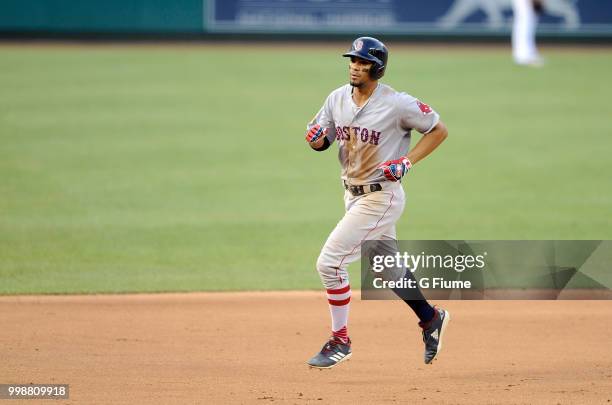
[208,0,612,36]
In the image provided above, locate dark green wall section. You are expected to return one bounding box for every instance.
[0,0,204,33]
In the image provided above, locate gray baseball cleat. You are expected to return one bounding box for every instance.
[419,307,450,364]
[307,336,352,369]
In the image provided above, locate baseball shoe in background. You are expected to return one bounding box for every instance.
[419,307,451,364]
[307,337,352,369]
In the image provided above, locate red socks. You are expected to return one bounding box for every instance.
[327,284,351,344]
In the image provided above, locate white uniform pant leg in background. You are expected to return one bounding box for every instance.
[316,183,406,290]
[512,0,541,65]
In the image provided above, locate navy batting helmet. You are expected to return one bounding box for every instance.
[343,37,388,80]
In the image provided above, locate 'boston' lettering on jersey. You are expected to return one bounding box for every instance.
[308,83,440,183]
[335,126,381,146]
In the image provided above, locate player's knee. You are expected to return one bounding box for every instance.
[316,254,346,289]
[316,254,331,275]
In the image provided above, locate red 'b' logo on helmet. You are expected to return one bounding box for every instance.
[355,40,363,51]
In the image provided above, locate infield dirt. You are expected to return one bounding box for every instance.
[1,292,611,404]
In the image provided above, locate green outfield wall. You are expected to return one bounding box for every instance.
[0,0,204,33]
[1,0,612,39]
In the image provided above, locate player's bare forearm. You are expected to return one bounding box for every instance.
[406,121,448,165]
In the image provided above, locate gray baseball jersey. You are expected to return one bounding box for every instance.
[307,83,440,184]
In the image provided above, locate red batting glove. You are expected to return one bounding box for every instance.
[305,124,327,144]
[378,157,412,182]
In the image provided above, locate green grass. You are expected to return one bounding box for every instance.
[1,45,611,294]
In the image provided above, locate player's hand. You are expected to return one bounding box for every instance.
[305,124,328,147]
[378,157,412,182]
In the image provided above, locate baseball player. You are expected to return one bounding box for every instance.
[304,37,450,369]
[512,0,545,66]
